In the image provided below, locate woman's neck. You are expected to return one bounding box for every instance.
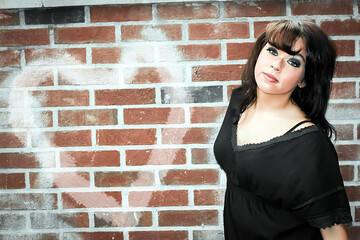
[253,88,294,113]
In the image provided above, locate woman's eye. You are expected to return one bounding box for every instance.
[287,58,301,68]
[266,47,278,56]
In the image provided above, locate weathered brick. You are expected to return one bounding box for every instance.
[25,48,86,65]
[31,90,89,107]
[0,10,20,26]
[0,213,26,230]
[192,64,244,82]
[124,66,184,84]
[58,109,117,126]
[194,189,225,206]
[62,191,122,208]
[0,50,21,67]
[0,152,55,169]
[189,22,249,40]
[335,145,360,161]
[0,90,24,108]
[158,210,218,226]
[30,172,90,188]
[124,107,184,125]
[0,29,49,46]
[225,1,285,17]
[334,62,360,78]
[32,130,92,147]
[0,233,59,240]
[191,148,217,164]
[91,5,152,22]
[30,212,89,229]
[92,46,154,64]
[126,149,186,166]
[0,69,54,88]
[159,169,219,185]
[0,132,26,148]
[25,7,84,25]
[292,0,352,15]
[94,211,152,227]
[227,42,254,60]
[356,207,360,222]
[190,106,227,123]
[358,124,360,140]
[333,40,355,56]
[327,103,360,120]
[63,232,123,240]
[122,24,182,41]
[321,19,360,36]
[58,68,118,85]
[0,193,57,210]
[95,88,155,105]
[60,151,120,167]
[0,111,53,128]
[97,129,156,146]
[345,186,360,202]
[161,86,222,104]
[95,171,154,187]
[157,3,219,20]
[330,82,356,99]
[159,44,221,61]
[339,165,354,181]
[254,21,270,38]
[193,230,224,240]
[129,231,188,240]
[129,190,188,207]
[55,26,115,44]
[162,127,214,144]
[334,124,353,140]
[0,173,25,189]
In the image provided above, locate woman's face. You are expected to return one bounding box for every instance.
[254,38,306,97]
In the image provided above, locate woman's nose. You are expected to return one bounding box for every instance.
[270,58,282,72]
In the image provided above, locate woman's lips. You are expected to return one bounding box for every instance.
[263,73,279,83]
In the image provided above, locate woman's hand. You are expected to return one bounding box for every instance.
[320,224,348,240]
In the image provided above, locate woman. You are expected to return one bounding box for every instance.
[214,20,352,239]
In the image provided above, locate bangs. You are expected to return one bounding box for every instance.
[266,20,304,56]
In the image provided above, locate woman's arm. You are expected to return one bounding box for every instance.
[320,224,348,240]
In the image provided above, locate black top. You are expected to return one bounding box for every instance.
[213,87,352,240]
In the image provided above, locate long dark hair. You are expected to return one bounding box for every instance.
[240,20,336,138]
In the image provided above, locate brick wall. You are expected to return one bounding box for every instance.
[0,1,359,239]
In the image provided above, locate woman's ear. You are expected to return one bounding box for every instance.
[298,80,306,88]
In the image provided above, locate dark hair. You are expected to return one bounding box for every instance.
[240,20,337,138]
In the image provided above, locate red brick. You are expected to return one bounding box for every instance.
[124,107,184,125]
[95,88,155,106]
[189,22,249,40]
[0,29,49,46]
[32,130,91,147]
[62,191,122,208]
[162,127,214,144]
[30,172,90,188]
[30,212,89,228]
[0,132,26,148]
[60,151,120,168]
[0,69,54,88]
[336,145,360,161]
[129,231,187,240]
[97,129,156,146]
[225,1,286,17]
[0,111,53,128]
[192,64,244,82]
[31,90,89,107]
[0,193,57,210]
[334,124,354,140]
[333,40,355,56]
[191,148,217,164]
[158,210,218,226]
[356,207,360,221]
[58,109,117,126]
[92,47,122,64]
[194,189,225,206]
[190,106,227,123]
[227,42,254,60]
[0,50,20,67]
[129,190,188,207]
[321,19,360,36]
[327,103,360,120]
[292,0,352,15]
[157,3,219,20]
[227,85,241,99]
[58,68,118,85]
[122,24,182,41]
[345,186,360,202]
[335,62,360,78]
[348,226,360,240]
[124,66,184,84]
[254,21,270,38]
[0,173,25,189]
[91,5,152,22]
[0,152,55,169]
[126,149,186,166]
[339,165,354,181]
[55,26,115,44]
[330,82,356,99]
[95,171,154,187]
[0,10,20,26]
[159,169,219,185]
[25,48,86,65]
[63,232,123,240]
[95,211,152,227]
[173,44,221,61]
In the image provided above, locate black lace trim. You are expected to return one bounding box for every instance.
[305,208,353,229]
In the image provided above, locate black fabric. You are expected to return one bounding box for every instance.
[213,87,352,240]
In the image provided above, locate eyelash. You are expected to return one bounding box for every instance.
[266,47,301,68]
